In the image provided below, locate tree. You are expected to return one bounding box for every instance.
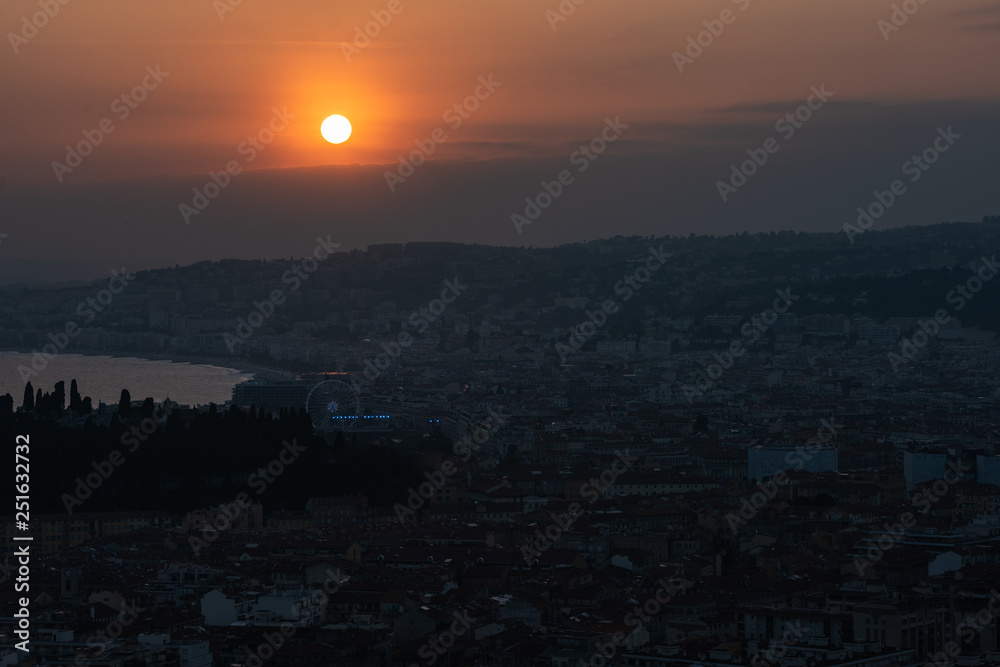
[23,382,34,411]
[839,378,855,398]
[333,431,345,460]
[70,379,83,412]
[693,414,709,433]
[119,389,132,419]
[53,381,66,413]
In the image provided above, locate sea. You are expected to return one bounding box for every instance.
[0,352,253,407]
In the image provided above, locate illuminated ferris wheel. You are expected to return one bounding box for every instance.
[306,380,361,431]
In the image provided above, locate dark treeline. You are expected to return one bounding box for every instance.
[1,380,424,516]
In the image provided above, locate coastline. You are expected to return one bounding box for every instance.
[0,349,296,381]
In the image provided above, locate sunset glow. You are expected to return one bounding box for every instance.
[2,1,999,659]
[0,0,998,274]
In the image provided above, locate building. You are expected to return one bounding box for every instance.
[977,454,1000,487]
[748,444,838,481]
[596,340,637,355]
[231,379,312,410]
[306,496,369,527]
[903,452,946,492]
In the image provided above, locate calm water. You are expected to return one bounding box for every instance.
[0,352,252,407]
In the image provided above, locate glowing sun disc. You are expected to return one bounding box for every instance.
[321,115,352,144]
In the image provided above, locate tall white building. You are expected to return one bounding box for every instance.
[748,444,838,481]
[978,454,1000,487]
[903,451,946,492]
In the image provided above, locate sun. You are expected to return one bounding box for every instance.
[321,115,352,144]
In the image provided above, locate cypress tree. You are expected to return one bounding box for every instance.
[70,379,83,412]
[53,381,66,412]
[119,389,132,418]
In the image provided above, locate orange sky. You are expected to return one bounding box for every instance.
[3,0,999,186]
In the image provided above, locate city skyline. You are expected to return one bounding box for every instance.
[3,2,1000,665]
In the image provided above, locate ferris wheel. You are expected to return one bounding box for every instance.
[306,380,361,431]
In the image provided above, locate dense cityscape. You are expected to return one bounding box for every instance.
[2,221,1000,665]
